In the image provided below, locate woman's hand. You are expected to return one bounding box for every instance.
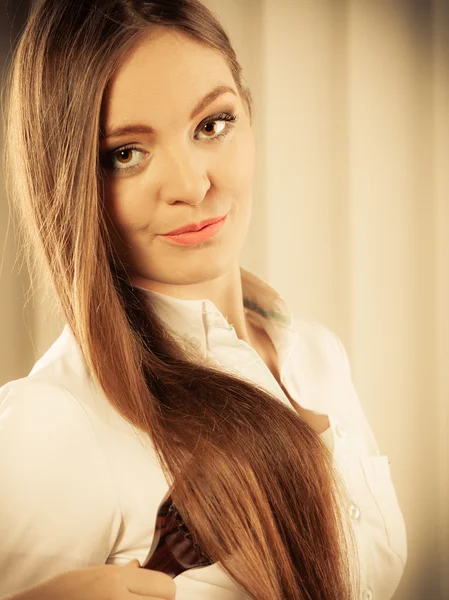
[2,559,176,600]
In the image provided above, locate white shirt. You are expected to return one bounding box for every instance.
[0,267,407,599]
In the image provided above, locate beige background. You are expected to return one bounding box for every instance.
[1,1,448,598]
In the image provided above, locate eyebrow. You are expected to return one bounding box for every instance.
[101,84,237,141]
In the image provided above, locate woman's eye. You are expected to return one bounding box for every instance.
[197,113,238,141]
[104,147,147,172]
[101,112,238,174]
[198,120,226,139]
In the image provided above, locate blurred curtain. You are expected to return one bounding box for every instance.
[1,1,448,598]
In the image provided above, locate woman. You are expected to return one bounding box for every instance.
[0,0,407,598]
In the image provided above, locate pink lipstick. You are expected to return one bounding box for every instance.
[159,215,227,246]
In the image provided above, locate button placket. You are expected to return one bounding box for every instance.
[328,414,362,524]
[327,413,347,452]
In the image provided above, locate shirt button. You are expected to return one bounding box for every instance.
[335,424,347,438]
[362,589,373,599]
[349,504,360,519]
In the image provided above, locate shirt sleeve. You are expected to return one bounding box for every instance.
[0,378,122,596]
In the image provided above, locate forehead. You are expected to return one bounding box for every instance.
[102,29,235,128]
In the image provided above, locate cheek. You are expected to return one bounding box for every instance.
[220,131,255,191]
[103,178,152,235]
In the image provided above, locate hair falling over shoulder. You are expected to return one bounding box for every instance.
[3,1,360,597]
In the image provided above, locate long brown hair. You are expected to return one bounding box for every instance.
[4,1,359,597]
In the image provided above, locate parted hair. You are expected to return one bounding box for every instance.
[4,1,359,598]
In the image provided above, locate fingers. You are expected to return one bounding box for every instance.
[124,559,141,569]
[123,560,176,599]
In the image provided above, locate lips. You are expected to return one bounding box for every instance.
[162,215,227,236]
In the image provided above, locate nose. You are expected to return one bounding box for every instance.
[156,144,211,206]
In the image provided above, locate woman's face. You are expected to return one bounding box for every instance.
[100,28,255,289]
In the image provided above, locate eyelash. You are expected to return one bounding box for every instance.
[101,112,239,174]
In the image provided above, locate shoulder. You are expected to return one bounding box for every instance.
[0,324,97,445]
[26,324,91,396]
[0,328,123,511]
[0,326,127,496]
[5,325,122,429]
[0,375,94,447]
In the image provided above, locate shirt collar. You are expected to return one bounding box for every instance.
[133,266,299,365]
